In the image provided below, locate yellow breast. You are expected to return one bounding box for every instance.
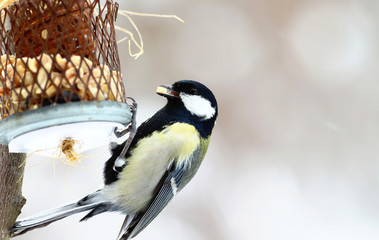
[105,122,200,212]
[160,122,200,165]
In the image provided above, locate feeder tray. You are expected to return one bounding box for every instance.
[0,0,131,154]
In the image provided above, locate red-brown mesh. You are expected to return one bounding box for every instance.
[0,0,125,119]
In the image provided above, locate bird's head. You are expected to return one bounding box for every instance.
[157,80,218,122]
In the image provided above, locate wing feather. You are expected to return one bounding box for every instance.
[118,163,185,240]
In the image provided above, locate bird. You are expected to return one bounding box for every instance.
[12,80,218,240]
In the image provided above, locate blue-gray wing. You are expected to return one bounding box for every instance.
[118,162,185,240]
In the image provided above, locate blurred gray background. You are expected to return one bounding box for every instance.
[18,0,379,239]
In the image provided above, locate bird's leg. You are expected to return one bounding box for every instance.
[114,97,138,138]
[114,97,138,160]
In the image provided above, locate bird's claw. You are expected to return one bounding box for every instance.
[127,97,138,114]
[114,98,138,138]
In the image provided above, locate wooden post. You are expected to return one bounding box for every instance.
[0,145,25,240]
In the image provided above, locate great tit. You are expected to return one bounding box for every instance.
[12,80,218,240]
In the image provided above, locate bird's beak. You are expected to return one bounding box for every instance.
[156,84,180,98]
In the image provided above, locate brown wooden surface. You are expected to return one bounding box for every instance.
[0,145,25,240]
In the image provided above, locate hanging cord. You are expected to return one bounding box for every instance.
[113,97,138,160]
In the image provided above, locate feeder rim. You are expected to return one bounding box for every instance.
[0,101,131,145]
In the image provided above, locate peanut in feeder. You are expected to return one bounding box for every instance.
[0,0,132,159]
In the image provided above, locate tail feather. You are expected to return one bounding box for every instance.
[11,191,107,237]
[80,203,111,222]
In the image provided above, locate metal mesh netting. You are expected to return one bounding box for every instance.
[0,0,126,119]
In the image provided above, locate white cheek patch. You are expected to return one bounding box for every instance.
[180,93,216,120]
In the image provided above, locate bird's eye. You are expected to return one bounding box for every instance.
[189,88,198,95]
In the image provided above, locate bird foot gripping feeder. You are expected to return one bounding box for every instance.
[0,0,132,157]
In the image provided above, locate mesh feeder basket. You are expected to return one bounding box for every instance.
[0,0,131,156]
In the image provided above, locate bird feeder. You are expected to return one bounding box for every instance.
[0,0,131,158]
